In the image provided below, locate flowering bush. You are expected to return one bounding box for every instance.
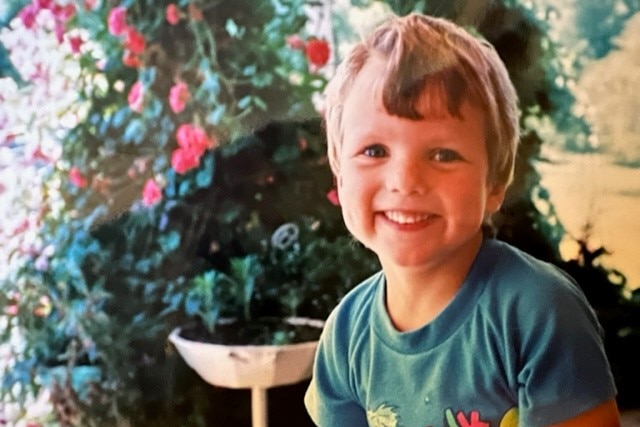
[0,0,347,425]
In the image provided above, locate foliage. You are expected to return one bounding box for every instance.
[574,0,640,59]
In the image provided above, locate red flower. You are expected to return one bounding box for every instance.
[326,188,340,206]
[166,4,181,25]
[127,81,144,113]
[169,81,191,113]
[142,178,162,206]
[171,148,200,174]
[122,50,142,68]
[68,35,83,54]
[124,27,146,54]
[305,38,330,68]
[107,6,128,36]
[69,167,88,188]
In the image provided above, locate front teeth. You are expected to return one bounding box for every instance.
[384,211,432,224]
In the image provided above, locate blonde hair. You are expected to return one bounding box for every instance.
[325,13,520,187]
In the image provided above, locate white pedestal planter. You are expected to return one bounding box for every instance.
[168,317,323,427]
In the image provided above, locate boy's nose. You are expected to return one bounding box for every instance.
[385,157,426,195]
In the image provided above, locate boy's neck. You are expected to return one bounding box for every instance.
[381,233,484,332]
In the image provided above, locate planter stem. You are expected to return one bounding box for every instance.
[251,387,268,427]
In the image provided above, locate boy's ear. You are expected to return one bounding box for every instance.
[485,183,507,215]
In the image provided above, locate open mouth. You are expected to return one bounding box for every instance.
[383,211,435,225]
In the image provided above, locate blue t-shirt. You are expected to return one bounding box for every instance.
[304,238,617,427]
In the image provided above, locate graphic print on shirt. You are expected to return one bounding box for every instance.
[366,404,518,427]
[440,407,518,427]
[367,403,401,427]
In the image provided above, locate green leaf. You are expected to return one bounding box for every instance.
[242,65,257,76]
[251,73,274,88]
[139,67,156,85]
[253,96,268,111]
[0,42,27,87]
[208,104,226,125]
[196,166,212,188]
[203,73,221,95]
[159,231,181,252]
[225,18,245,38]
[237,95,252,109]
[124,119,145,144]
[0,0,29,27]
[146,98,163,119]
[112,107,129,128]
[178,180,191,197]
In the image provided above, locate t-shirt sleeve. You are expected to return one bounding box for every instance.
[304,310,368,427]
[516,273,617,426]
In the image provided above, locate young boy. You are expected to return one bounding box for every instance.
[304,13,620,427]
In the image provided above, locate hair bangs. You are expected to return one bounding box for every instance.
[380,66,472,121]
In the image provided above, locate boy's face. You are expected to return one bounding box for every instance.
[337,58,506,271]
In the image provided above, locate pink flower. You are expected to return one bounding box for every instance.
[124,27,146,54]
[69,167,88,188]
[171,124,217,174]
[18,4,39,29]
[176,124,216,157]
[84,0,99,10]
[142,178,162,206]
[171,148,200,174]
[305,38,330,68]
[326,188,340,206]
[52,3,76,22]
[166,4,180,25]
[29,146,50,162]
[4,305,18,316]
[286,35,305,50]
[11,219,30,236]
[53,20,64,43]
[36,0,53,9]
[128,81,144,113]
[122,50,142,68]
[169,81,191,113]
[68,35,83,54]
[107,6,128,36]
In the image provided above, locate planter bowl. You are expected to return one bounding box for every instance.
[169,317,324,389]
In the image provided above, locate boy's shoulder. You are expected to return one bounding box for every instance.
[477,238,593,318]
[480,238,578,291]
[324,270,383,332]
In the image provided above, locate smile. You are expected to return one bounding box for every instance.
[383,211,435,225]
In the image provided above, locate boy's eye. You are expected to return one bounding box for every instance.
[362,145,387,158]
[431,149,463,163]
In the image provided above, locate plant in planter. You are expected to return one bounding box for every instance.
[178,237,324,347]
[168,218,368,427]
